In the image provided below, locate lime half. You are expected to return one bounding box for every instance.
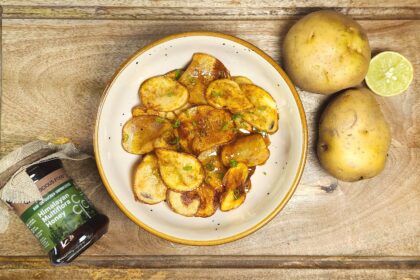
[365,51,413,96]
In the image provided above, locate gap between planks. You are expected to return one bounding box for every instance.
[0,6,419,20]
[1,255,420,269]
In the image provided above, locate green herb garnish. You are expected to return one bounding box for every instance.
[257,106,267,112]
[155,116,165,123]
[205,162,215,171]
[216,171,225,180]
[175,69,182,80]
[183,165,193,171]
[211,91,222,97]
[122,133,129,142]
[232,113,243,120]
[229,159,238,168]
[169,136,180,145]
[233,188,241,200]
[221,122,229,131]
[172,119,180,128]
[167,92,175,97]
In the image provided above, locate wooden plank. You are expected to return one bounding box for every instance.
[1,18,418,258]
[1,267,419,280]
[1,6,419,20]
[1,256,419,269]
[1,0,420,8]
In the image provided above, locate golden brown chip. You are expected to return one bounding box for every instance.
[178,53,230,105]
[122,115,173,155]
[132,154,167,204]
[197,147,227,193]
[132,105,176,120]
[205,79,253,113]
[173,102,193,116]
[220,188,246,212]
[176,105,236,154]
[221,134,270,167]
[153,130,179,151]
[195,184,218,218]
[232,113,253,133]
[222,163,249,190]
[232,76,253,85]
[139,76,189,112]
[239,84,279,133]
[166,190,200,217]
[155,149,204,192]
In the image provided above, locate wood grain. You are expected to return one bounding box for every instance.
[1,19,419,259]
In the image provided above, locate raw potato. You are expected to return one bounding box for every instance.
[165,69,184,81]
[317,88,391,181]
[156,149,204,191]
[283,10,371,95]
[198,147,227,193]
[132,154,167,204]
[166,190,200,217]
[179,53,230,105]
[195,184,218,217]
[206,79,253,113]
[177,105,236,154]
[221,134,270,167]
[239,84,279,133]
[232,76,253,85]
[122,115,172,155]
[139,76,189,111]
[132,105,176,120]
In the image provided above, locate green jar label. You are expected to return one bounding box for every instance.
[19,179,98,251]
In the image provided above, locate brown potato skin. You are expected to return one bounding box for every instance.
[283,10,371,95]
[317,88,391,181]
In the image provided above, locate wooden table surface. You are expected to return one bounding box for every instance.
[0,1,419,279]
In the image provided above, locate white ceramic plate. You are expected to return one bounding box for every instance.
[94,32,307,245]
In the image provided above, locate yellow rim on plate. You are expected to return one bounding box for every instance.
[94,32,308,245]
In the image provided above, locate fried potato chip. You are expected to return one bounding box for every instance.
[173,102,192,116]
[165,69,184,81]
[177,105,236,154]
[132,105,176,120]
[195,184,218,217]
[179,53,230,105]
[198,147,227,193]
[166,190,200,217]
[221,134,270,167]
[232,76,253,85]
[239,84,279,133]
[205,79,253,113]
[220,188,246,212]
[156,149,204,191]
[222,163,249,190]
[140,76,188,112]
[122,115,173,155]
[132,154,167,204]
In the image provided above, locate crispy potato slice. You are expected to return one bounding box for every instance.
[177,106,236,154]
[178,53,230,105]
[122,116,172,155]
[205,79,253,113]
[221,134,270,167]
[220,188,246,212]
[156,149,204,191]
[139,76,189,112]
[232,76,253,85]
[132,105,176,120]
[198,147,227,193]
[132,154,167,204]
[165,69,184,81]
[239,84,279,133]
[222,163,249,190]
[195,184,218,217]
[166,190,200,217]
[232,113,253,132]
[173,102,192,116]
